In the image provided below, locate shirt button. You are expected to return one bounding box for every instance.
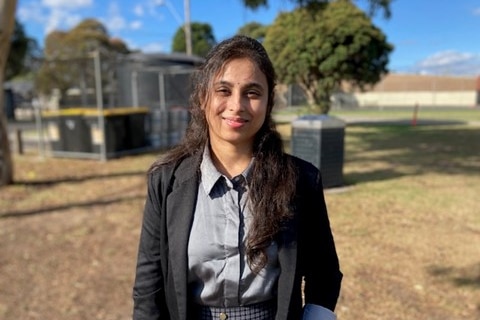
[219,312,228,320]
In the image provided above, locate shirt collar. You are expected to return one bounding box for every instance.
[200,144,254,195]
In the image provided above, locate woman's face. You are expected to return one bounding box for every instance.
[204,57,269,150]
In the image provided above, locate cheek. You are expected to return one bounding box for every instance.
[207,96,226,114]
[253,100,269,118]
[203,103,219,126]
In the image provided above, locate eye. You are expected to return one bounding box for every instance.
[246,89,262,99]
[215,86,231,96]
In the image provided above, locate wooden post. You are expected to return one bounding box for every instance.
[411,103,419,126]
[0,0,19,186]
[15,128,23,154]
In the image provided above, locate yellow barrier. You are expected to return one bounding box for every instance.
[42,107,150,117]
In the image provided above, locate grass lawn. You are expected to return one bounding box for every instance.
[326,121,480,319]
[1,108,479,319]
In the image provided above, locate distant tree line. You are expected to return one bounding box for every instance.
[1,0,392,186]
[8,0,393,115]
[172,0,393,114]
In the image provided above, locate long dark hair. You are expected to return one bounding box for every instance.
[149,35,297,273]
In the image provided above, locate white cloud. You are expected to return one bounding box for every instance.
[17,2,45,24]
[41,0,92,9]
[122,37,163,53]
[141,42,165,53]
[104,2,127,32]
[134,4,144,17]
[19,0,92,37]
[413,51,480,75]
[145,0,166,21]
[44,8,83,34]
[130,21,143,30]
[105,17,127,32]
[418,51,474,67]
[150,0,166,6]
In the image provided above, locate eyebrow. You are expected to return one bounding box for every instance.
[215,80,266,91]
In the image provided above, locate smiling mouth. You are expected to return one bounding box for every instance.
[224,117,248,128]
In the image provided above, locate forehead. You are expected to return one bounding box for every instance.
[214,58,266,84]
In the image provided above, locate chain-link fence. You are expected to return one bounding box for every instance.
[33,52,201,159]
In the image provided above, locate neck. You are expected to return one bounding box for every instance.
[209,142,253,179]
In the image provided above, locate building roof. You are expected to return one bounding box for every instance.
[125,52,204,66]
[372,73,476,92]
[343,73,478,92]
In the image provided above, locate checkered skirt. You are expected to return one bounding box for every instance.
[196,300,276,320]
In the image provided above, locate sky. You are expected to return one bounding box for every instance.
[15,0,480,77]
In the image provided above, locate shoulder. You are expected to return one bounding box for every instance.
[287,154,317,171]
[287,154,320,179]
[284,154,326,194]
[148,152,202,186]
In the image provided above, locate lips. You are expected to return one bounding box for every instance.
[224,117,248,128]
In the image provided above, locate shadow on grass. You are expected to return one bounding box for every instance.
[427,262,480,289]
[12,170,146,186]
[0,194,144,219]
[342,122,480,185]
[343,168,404,186]
[2,169,148,219]
[346,119,466,126]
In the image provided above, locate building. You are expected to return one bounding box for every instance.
[338,73,478,108]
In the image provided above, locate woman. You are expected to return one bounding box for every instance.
[132,35,342,320]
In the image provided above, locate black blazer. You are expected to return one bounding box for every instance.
[132,152,342,320]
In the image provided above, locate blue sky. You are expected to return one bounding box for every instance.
[16,0,480,76]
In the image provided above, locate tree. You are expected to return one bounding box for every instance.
[241,0,391,18]
[0,0,18,186]
[236,22,268,42]
[172,22,216,57]
[35,31,72,100]
[263,0,393,114]
[36,18,130,105]
[5,19,40,81]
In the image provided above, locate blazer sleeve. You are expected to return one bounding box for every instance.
[295,158,343,312]
[132,171,169,320]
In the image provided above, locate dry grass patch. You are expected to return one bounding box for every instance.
[1,119,479,319]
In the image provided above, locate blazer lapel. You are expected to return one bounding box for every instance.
[163,153,300,320]
[276,219,298,319]
[166,155,201,320]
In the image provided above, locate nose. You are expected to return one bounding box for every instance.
[228,90,245,112]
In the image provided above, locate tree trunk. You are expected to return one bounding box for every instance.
[0,0,18,186]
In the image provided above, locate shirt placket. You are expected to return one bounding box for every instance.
[222,176,245,307]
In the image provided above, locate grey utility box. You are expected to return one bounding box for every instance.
[291,115,346,188]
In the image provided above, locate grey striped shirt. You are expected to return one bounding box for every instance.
[188,146,279,307]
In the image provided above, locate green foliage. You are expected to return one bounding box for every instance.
[236,22,269,42]
[264,0,393,114]
[241,0,392,18]
[5,19,40,81]
[35,19,130,98]
[241,0,268,10]
[172,22,216,57]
